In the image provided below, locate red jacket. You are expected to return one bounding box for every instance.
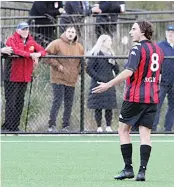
[6,32,46,82]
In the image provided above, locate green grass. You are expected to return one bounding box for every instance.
[1,135,174,187]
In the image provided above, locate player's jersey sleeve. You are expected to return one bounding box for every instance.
[126,44,141,72]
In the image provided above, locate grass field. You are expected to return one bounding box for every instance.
[1,135,174,187]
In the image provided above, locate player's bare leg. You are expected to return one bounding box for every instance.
[118,122,132,144]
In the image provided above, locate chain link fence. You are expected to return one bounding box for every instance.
[1,55,174,133]
[1,10,174,133]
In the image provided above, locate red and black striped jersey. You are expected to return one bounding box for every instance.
[124,40,164,104]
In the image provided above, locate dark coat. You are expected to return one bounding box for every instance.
[1,42,13,82]
[29,1,63,40]
[95,1,125,38]
[158,40,174,86]
[1,42,6,83]
[1,41,5,49]
[64,1,91,15]
[59,1,91,35]
[97,1,124,22]
[86,51,119,109]
[29,1,63,24]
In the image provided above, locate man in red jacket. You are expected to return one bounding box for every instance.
[1,22,46,132]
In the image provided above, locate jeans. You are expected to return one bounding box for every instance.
[153,84,174,131]
[49,84,75,128]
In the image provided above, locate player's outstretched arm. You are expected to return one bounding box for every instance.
[92,69,133,93]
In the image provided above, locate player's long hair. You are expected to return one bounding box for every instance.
[89,35,115,56]
[136,20,154,40]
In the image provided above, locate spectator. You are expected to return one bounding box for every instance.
[45,26,84,132]
[29,1,64,42]
[1,22,46,132]
[0,42,13,81]
[1,42,13,83]
[95,1,125,38]
[86,35,119,132]
[59,1,101,37]
[0,42,13,111]
[153,25,174,132]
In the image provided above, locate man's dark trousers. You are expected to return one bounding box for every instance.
[2,80,27,131]
[153,84,174,131]
[49,84,75,128]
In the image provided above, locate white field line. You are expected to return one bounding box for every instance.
[1,140,174,143]
[1,134,174,137]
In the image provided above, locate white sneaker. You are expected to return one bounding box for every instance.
[97,127,103,132]
[106,126,113,132]
[48,125,57,132]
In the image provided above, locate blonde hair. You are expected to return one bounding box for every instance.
[89,35,115,56]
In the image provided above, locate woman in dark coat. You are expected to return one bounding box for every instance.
[86,35,119,132]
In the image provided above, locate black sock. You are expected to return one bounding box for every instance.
[139,145,152,171]
[121,143,132,169]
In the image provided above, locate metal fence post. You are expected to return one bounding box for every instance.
[24,76,33,132]
[80,57,85,132]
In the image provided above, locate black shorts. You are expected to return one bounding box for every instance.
[119,101,157,129]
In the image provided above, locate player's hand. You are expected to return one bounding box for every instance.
[1,46,13,55]
[92,82,110,93]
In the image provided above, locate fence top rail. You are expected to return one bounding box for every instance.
[8,1,32,4]
[1,8,174,16]
[2,19,174,28]
[111,10,174,15]
[3,55,174,60]
[1,7,30,11]
[1,15,86,20]
[1,5,147,13]
[1,10,174,20]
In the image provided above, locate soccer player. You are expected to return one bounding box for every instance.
[92,20,164,181]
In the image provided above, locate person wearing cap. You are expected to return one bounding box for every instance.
[153,25,174,132]
[1,22,46,132]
